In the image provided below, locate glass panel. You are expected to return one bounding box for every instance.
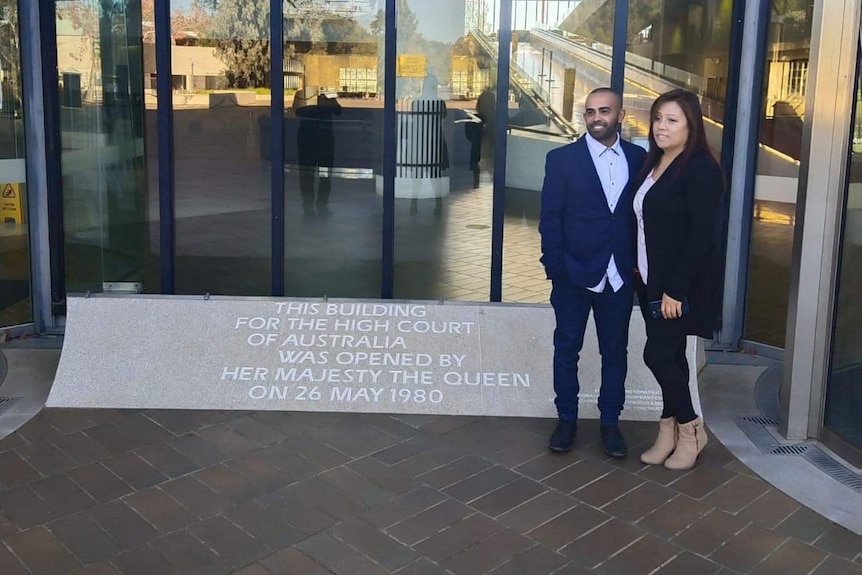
[825,55,862,451]
[503,0,612,303]
[0,0,32,326]
[55,0,152,293]
[744,0,813,347]
[623,0,734,153]
[392,0,499,300]
[281,0,382,297]
[173,0,270,295]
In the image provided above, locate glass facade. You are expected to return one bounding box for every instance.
[825,56,862,452]
[55,0,151,294]
[0,0,31,327]
[744,0,813,348]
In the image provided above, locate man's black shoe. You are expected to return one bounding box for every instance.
[548,419,577,453]
[601,424,628,458]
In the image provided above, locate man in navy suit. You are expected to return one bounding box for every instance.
[539,88,647,457]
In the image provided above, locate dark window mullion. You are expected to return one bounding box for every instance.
[154,0,175,293]
[382,0,397,299]
[271,0,285,296]
[610,0,628,95]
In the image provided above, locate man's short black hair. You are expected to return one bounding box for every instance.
[587,87,623,109]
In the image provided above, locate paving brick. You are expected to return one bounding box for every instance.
[297,532,388,575]
[197,424,261,456]
[572,469,644,508]
[498,489,578,534]
[654,551,722,575]
[737,488,801,529]
[0,510,17,538]
[418,454,494,489]
[752,539,829,575]
[330,518,418,570]
[102,453,168,490]
[703,474,771,513]
[30,474,96,516]
[189,515,270,567]
[488,544,569,575]
[602,481,676,522]
[594,534,678,574]
[813,524,862,561]
[810,554,862,575]
[47,514,122,564]
[393,558,451,575]
[373,437,436,465]
[348,455,420,495]
[160,475,233,518]
[541,457,615,493]
[224,415,286,446]
[87,501,159,548]
[710,525,787,572]
[228,452,304,491]
[68,561,122,575]
[560,518,644,569]
[143,410,207,435]
[116,413,175,446]
[4,526,82,575]
[259,489,340,535]
[258,548,335,575]
[149,530,232,575]
[318,466,397,508]
[124,487,197,532]
[414,513,502,561]
[774,506,835,543]
[486,436,548,468]
[443,465,520,503]
[0,450,42,486]
[0,541,29,575]
[279,435,351,470]
[225,501,306,549]
[673,509,750,556]
[668,464,736,500]
[67,463,134,503]
[194,463,264,502]
[527,504,609,551]
[470,476,546,517]
[359,413,422,439]
[231,563,272,575]
[16,441,76,475]
[441,528,533,575]
[308,419,401,457]
[248,412,316,438]
[638,493,712,538]
[254,442,320,480]
[16,415,62,444]
[392,447,468,479]
[0,485,54,528]
[360,486,447,529]
[515,452,583,482]
[387,499,473,546]
[134,443,200,478]
[286,476,367,520]
[84,423,142,455]
[167,433,229,467]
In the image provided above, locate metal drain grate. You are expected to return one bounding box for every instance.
[736,416,782,453]
[804,447,862,493]
[740,415,780,426]
[771,444,810,456]
[0,397,20,415]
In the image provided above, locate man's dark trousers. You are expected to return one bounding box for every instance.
[550,278,633,424]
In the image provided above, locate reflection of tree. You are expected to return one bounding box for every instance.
[209,0,270,88]
[141,0,212,43]
[771,0,812,44]
[0,1,21,103]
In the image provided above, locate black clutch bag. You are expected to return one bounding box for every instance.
[648,297,690,319]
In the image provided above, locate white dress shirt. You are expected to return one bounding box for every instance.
[584,132,630,293]
[633,172,656,283]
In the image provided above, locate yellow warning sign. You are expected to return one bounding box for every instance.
[397,54,427,78]
[1,183,24,224]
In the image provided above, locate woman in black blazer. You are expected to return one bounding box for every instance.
[630,89,725,471]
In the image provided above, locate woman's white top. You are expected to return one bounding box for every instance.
[633,172,656,284]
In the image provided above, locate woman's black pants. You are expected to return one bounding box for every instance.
[642,334,697,424]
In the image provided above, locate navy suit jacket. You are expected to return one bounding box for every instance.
[539,136,647,289]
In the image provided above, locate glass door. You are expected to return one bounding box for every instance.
[0,0,32,327]
[823,40,862,462]
[54,0,151,294]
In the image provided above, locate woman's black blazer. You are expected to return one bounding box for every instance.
[630,151,725,339]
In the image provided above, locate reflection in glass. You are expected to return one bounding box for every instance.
[172,0,270,295]
[393,0,497,300]
[623,0,733,151]
[0,0,32,326]
[744,0,812,347]
[281,0,382,297]
[503,0,614,302]
[55,0,151,294]
[825,62,862,451]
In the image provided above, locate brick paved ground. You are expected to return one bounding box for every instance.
[0,409,860,574]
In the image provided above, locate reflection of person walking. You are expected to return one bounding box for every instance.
[539,88,646,458]
[295,87,342,218]
[476,87,496,173]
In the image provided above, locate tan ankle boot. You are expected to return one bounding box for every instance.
[640,417,677,465]
[664,417,708,470]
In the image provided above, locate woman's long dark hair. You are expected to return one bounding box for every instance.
[636,89,711,183]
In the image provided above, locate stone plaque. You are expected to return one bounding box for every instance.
[48,295,702,420]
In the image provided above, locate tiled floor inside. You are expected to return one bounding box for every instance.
[0,406,860,575]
